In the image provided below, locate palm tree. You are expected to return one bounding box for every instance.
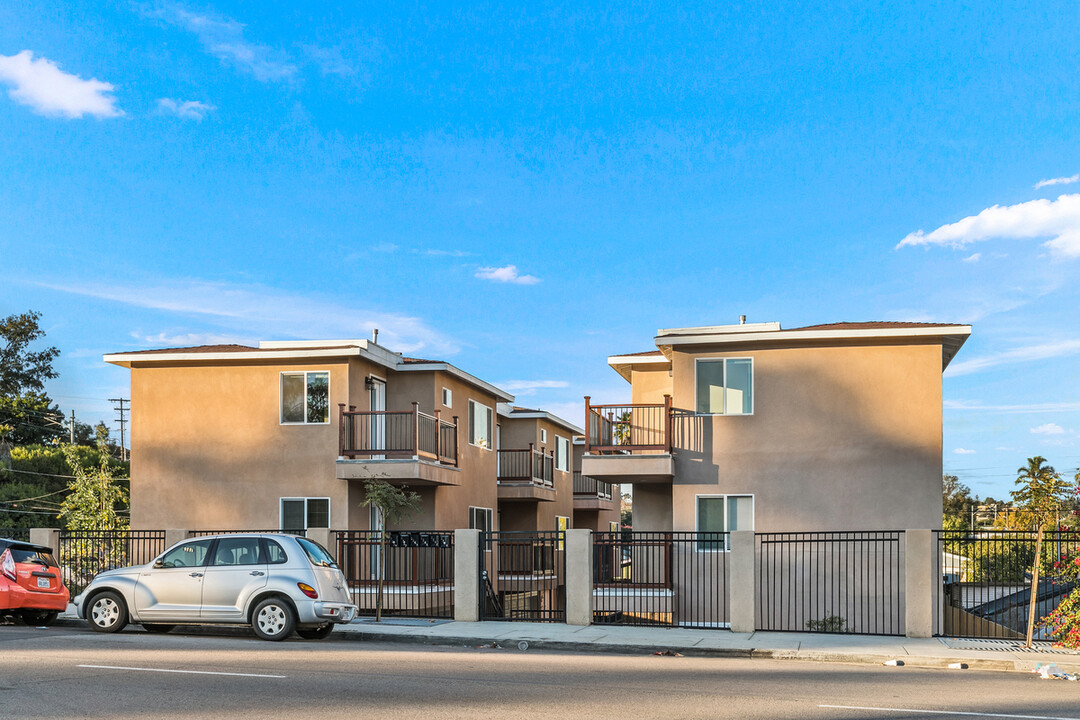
[1011,456,1071,647]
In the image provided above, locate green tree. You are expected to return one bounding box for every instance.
[58,440,129,532]
[1011,456,1072,647]
[359,479,421,621]
[943,474,976,531]
[0,311,59,397]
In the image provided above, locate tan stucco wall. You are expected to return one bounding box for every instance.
[498,414,574,530]
[129,359,352,531]
[659,340,944,532]
[630,367,672,403]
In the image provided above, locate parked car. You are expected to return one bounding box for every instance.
[0,538,70,625]
[73,533,357,641]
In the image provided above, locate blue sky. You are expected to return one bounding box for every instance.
[1,0,1078,501]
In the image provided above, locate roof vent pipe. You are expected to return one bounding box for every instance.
[372,328,379,344]
[739,315,746,325]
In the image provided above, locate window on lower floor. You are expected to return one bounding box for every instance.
[556,515,569,548]
[469,506,493,533]
[280,497,330,531]
[695,358,753,415]
[696,494,753,550]
[281,371,330,424]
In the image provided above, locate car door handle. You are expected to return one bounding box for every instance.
[189,572,203,578]
[249,571,265,576]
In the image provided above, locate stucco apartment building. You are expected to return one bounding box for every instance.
[104,338,601,535]
[581,320,971,535]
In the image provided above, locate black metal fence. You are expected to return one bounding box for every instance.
[593,531,729,627]
[0,528,31,542]
[936,530,1080,639]
[756,531,904,636]
[336,531,455,619]
[481,531,565,622]
[58,530,168,596]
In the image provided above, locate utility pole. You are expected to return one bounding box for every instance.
[109,398,129,461]
[69,409,75,444]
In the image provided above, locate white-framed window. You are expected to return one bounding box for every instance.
[540,428,547,444]
[556,515,569,549]
[554,435,570,472]
[442,387,452,408]
[280,497,330,531]
[696,494,753,550]
[469,506,493,533]
[468,400,493,449]
[280,371,330,424]
[695,358,753,416]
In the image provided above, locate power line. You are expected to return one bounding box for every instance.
[0,467,77,479]
[109,398,128,462]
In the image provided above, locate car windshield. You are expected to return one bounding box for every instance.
[295,537,338,569]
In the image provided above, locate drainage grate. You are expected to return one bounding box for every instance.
[939,638,1080,655]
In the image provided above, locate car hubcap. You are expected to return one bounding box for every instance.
[93,599,118,627]
[258,605,286,635]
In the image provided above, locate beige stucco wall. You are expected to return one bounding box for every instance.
[659,340,944,532]
[630,366,672,404]
[497,414,574,530]
[129,358,353,531]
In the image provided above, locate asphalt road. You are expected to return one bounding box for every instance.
[2,623,1079,720]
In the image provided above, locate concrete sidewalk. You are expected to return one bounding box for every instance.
[55,605,1080,674]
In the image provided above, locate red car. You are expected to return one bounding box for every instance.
[1,538,70,625]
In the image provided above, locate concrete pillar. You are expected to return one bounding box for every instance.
[905,529,933,638]
[454,529,481,622]
[565,529,594,626]
[306,528,333,552]
[728,530,756,633]
[29,528,60,551]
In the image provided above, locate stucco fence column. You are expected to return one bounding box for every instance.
[29,528,60,551]
[728,530,757,633]
[905,529,933,638]
[565,529,594,626]
[454,529,481,622]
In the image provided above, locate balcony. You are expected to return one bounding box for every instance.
[573,471,616,511]
[336,403,462,486]
[580,396,675,484]
[497,446,556,502]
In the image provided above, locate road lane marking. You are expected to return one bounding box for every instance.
[78,664,286,679]
[821,705,1079,720]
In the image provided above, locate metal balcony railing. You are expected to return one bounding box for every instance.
[573,471,613,500]
[339,402,458,466]
[583,395,672,454]
[497,445,554,487]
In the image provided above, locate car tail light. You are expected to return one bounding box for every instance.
[1,549,15,582]
[297,582,318,599]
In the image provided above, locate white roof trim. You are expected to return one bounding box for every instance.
[398,363,514,403]
[655,325,971,347]
[103,347,369,367]
[657,322,781,336]
[606,354,670,366]
[496,404,583,434]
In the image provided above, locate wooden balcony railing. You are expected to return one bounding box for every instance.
[573,471,613,500]
[584,395,672,454]
[497,445,554,487]
[338,403,458,466]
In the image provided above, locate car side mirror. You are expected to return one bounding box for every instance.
[153,559,166,569]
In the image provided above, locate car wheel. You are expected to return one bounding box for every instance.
[21,611,58,626]
[87,591,128,633]
[251,597,295,641]
[296,623,334,640]
[142,623,175,633]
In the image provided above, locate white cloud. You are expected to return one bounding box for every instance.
[498,380,570,396]
[946,339,1080,376]
[151,5,298,82]
[1035,174,1080,190]
[953,448,977,455]
[43,279,459,356]
[1031,423,1066,435]
[0,50,122,118]
[132,331,247,347]
[897,194,1080,259]
[944,400,1080,414]
[475,265,541,285]
[962,253,981,263]
[157,98,215,121]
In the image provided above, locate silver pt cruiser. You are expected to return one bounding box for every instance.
[74,533,357,640]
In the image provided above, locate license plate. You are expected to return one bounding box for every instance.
[36,577,50,589]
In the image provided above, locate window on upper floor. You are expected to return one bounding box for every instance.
[540,428,547,444]
[442,387,452,408]
[468,400,493,449]
[695,358,753,415]
[280,371,330,424]
[696,494,753,550]
[555,435,570,472]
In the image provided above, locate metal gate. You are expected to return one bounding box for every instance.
[756,531,904,635]
[335,530,455,619]
[480,531,565,622]
[592,531,729,628]
[936,530,1080,640]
